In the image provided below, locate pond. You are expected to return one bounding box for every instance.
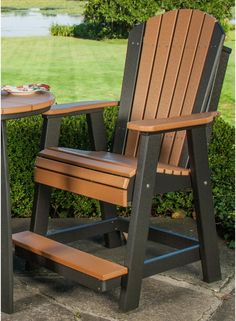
[1,8,83,37]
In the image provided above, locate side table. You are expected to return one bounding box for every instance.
[1,92,55,314]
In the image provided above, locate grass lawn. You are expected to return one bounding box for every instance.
[2,37,127,102]
[218,30,235,125]
[1,0,85,15]
[2,32,234,125]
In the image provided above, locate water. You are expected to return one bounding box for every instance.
[1,8,83,37]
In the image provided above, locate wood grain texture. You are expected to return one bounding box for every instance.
[34,167,129,206]
[39,148,137,178]
[123,9,223,167]
[36,156,130,189]
[125,15,162,157]
[127,112,218,132]
[159,10,205,164]
[1,92,55,115]
[44,100,119,116]
[12,231,128,281]
[169,12,218,165]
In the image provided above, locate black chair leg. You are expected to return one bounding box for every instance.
[1,121,14,314]
[100,202,123,248]
[187,126,221,283]
[119,133,161,311]
[30,183,51,235]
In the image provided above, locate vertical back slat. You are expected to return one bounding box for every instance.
[159,10,205,163]
[144,10,178,119]
[155,10,193,118]
[125,10,179,157]
[115,9,225,168]
[125,16,161,156]
[169,18,224,165]
[112,24,145,154]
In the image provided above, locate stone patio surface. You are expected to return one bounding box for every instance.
[1,217,235,321]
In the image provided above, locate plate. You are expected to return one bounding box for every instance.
[1,84,50,96]
[9,90,47,96]
[1,90,9,96]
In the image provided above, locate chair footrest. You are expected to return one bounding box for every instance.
[12,231,128,281]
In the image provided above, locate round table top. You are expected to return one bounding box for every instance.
[1,92,55,119]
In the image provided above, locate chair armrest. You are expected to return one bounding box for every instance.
[127,112,219,133]
[43,100,119,118]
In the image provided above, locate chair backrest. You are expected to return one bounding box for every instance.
[112,9,226,167]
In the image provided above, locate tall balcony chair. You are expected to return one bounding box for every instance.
[13,9,231,312]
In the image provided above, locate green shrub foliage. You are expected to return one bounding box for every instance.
[81,0,234,39]
[50,23,75,37]
[84,0,159,38]
[7,114,234,245]
[158,0,234,30]
[208,118,235,247]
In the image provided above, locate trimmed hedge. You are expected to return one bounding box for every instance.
[7,112,234,245]
[50,22,113,40]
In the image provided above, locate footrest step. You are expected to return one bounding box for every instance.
[13,231,128,281]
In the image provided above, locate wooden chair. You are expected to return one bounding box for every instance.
[13,9,231,312]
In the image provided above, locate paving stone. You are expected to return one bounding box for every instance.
[14,272,223,321]
[1,279,76,321]
[8,217,234,321]
[210,290,235,321]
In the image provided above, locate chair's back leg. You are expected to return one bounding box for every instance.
[100,202,123,248]
[87,112,123,248]
[119,133,161,312]
[30,117,61,235]
[187,126,221,282]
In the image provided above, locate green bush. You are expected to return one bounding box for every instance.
[50,1,234,40]
[82,0,234,39]
[84,0,159,39]
[7,114,234,245]
[50,23,76,37]
[208,118,235,247]
[158,0,234,30]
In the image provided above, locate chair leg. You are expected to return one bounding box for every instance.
[187,126,221,283]
[1,121,14,314]
[119,133,161,311]
[30,183,51,235]
[100,202,123,248]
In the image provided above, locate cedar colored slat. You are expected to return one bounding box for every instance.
[38,148,189,177]
[159,10,206,164]
[34,167,128,207]
[39,149,136,178]
[169,13,217,165]
[155,10,192,119]
[125,10,178,157]
[36,157,130,189]
[54,148,137,169]
[12,231,128,281]
[47,148,190,175]
[125,15,161,157]
[144,10,178,120]
[112,23,145,154]
[127,112,218,132]
[156,10,192,164]
[43,100,119,116]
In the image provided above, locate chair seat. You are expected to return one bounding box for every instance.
[34,147,190,206]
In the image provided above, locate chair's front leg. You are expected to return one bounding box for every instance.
[187,125,221,282]
[87,111,123,248]
[30,117,61,235]
[1,121,14,314]
[119,133,162,312]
